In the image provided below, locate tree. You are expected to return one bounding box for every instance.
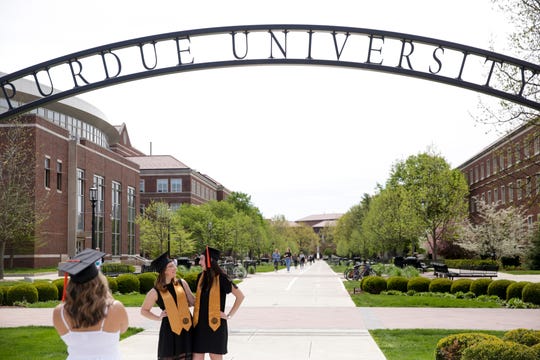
[388,151,469,260]
[334,195,371,258]
[456,200,532,259]
[0,118,48,278]
[136,201,169,258]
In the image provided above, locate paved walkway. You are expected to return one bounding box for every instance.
[2,261,540,359]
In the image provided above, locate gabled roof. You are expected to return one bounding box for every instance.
[313,220,338,228]
[126,155,190,170]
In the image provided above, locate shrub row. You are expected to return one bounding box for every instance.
[0,267,208,305]
[360,276,540,305]
[436,328,540,360]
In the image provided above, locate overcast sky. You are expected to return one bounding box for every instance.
[1,0,517,220]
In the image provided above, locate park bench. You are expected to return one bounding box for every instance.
[432,263,498,280]
[432,263,459,279]
[455,264,499,279]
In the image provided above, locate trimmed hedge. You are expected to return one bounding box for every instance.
[522,283,540,305]
[101,263,135,275]
[429,278,453,293]
[386,276,409,293]
[450,278,473,294]
[487,279,515,300]
[107,276,118,293]
[52,278,65,300]
[507,281,531,301]
[0,286,6,305]
[6,283,38,305]
[461,339,537,360]
[470,278,492,296]
[137,272,157,294]
[407,276,431,293]
[34,281,58,302]
[361,275,387,294]
[502,329,540,347]
[435,332,500,360]
[180,272,199,292]
[116,273,139,294]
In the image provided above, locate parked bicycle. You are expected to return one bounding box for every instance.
[221,261,248,279]
[344,262,374,281]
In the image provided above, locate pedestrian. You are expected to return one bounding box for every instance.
[283,247,292,272]
[192,246,245,360]
[299,252,306,269]
[53,248,129,360]
[271,248,280,271]
[141,252,194,360]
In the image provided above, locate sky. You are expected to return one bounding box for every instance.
[0,0,517,221]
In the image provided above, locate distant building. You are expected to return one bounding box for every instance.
[458,122,540,226]
[127,155,231,211]
[296,213,343,234]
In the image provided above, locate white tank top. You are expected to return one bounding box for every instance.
[60,303,121,360]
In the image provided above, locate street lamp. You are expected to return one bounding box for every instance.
[89,186,97,250]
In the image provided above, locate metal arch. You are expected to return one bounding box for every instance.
[1,24,540,120]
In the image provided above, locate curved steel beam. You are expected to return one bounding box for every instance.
[1,24,539,120]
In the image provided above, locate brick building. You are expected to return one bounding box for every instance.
[458,122,540,225]
[1,75,230,268]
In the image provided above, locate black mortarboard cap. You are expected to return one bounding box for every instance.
[205,246,220,268]
[59,248,105,284]
[150,252,173,273]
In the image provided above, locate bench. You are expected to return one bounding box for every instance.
[432,263,498,280]
[456,265,498,279]
[432,263,458,279]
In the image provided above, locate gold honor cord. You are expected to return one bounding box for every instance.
[193,273,222,331]
[160,282,192,334]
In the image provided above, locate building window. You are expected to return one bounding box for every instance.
[94,175,105,251]
[45,157,51,188]
[127,186,136,255]
[499,153,505,170]
[486,161,490,177]
[77,169,84,232]
[157,179,168,193]
[56,161,62,191]
[527,215,533,228]
[480,163,484,180]
[493,188,498,204]
[140,179,145,193]
[526,176,531,198]
[507,147,513,167]
[515,144,521,163]
[469,169,473,184]
[492,156,497,174]
[524,141,530,158]
[509,182,514,203]
[501,185,506,204]
[517,179,522,200]
[474,166,478,182]
[535,136,540,155]
[171,178,182,192]
[487,190,492,204]
[111,181,122,256]
[536,174,540,195]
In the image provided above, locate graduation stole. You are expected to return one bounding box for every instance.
[159,281,192,334]
[193,272,221,331]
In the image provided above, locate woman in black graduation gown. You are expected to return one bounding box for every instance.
[141,252,195,360]
[192,247,245,360]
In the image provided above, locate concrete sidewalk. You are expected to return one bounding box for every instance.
[2,261,540,359]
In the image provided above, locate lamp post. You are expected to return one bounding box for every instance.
[89,186,97,250]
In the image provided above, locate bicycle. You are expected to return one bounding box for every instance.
[344,262,374,281]
[221,261,248,279]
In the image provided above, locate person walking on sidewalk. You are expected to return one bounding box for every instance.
[283,247,292,272]
[141,252,195,360]
[192,246,245,360]
[271,248,280,271]
[53,248,129,360]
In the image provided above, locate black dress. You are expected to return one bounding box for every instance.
[155,282,193,360]
[192,273,233,354]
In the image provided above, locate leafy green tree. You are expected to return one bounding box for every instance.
[0,118,48,278]
[456,200,533,259]
[363,185,419,258]
[527,225,540,269]
[388,151,469,260]
[334,195,371,258]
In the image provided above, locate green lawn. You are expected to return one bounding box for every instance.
[0,326,143,360]
[370,329,505,360]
